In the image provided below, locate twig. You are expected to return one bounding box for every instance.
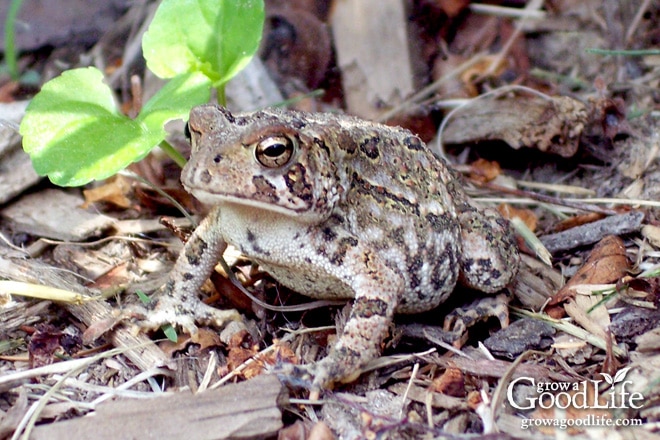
[539,211,645,253]
[626,0,653,45]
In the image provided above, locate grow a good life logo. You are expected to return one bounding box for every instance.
[507,367,644,430]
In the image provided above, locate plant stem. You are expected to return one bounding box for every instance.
[5,0,24,81]
[217,85,226,106]
[159,140,187,168]
[586,48,660,56]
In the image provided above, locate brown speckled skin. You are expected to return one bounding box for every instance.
[144,104,519,391]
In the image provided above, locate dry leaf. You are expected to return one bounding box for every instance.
[82,175,133,209]
[498,204,537,232]
[159,328,223,357]
[468,158,501,183]
[87,263,130,290]
[564,295,610,341]
[642,225,660,248]
[431,367,465,397]
[627,277,660,300]
[460,55,507,96]
[553,213,606,233]
[550,235,629,305]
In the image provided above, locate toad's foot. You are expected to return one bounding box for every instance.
[273,355,366,400]
[125,293,241,337]
[442,293,509,347]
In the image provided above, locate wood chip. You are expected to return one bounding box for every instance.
[29,374,285,440]
[0,101,40,204]
[330,0,415,118]
[2,189,115,241]
[539,211,645,254]
[442,94,587,157]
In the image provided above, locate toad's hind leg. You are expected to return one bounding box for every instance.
[457,208,519,293]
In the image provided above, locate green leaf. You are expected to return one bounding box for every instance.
[142,0,264,87]
[162,324,179,343]
[138,71,211,130]
[20,67,211,186]
[135,290,151,304]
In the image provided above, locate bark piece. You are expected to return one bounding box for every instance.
[443,94,587,157]
[0,101,40,204]
[484,318,555,359]
[29,374,285,440]
[540,211,644,254]
[330,0,415,118]
[2,189,114,241]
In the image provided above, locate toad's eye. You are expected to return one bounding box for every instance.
[255,135,295,168]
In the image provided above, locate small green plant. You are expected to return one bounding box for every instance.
[19,0,265,187]
[3,0,24,81]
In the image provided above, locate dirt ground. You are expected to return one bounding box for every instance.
[1,1,660,439]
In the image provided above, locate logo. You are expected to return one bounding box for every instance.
[507,367,644,430]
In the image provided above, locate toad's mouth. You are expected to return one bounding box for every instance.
[186,186,315,216]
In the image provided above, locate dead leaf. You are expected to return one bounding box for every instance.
[436,0,469,17]
[642,224,660,248]
[431,368,465,397]
[468,158,501,183]
[28,324,80,368]
[601,329,620,378]
[550,235,629,305]
[159,328,223,357]
[460,55,508,96]
[627,277,660,301]
[563,295,610,341]
[553,213,606,233]
[277,421,307,440]
[307,421,335,440]
[87,263,130,290]
[82,175,133,209]
[498,204,537,232]
[82,317,122,345]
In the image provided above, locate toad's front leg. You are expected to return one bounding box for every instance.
[131,207,241,335]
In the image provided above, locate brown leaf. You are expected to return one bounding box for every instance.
[498,204,537,232]
[468,158,501,183]
[87,263,130,290]
[431,368,465,397]
[82,175,133,209]
[210,271,254,314]
[627,277,660,305]
[28,324,80,368]
[82,317,122,345]
[553,212,606,233]
[159,328,223,357]
[550,235,629,305]
[307,421,335,440]
[601,329,620,377]
[435,0,470,17]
